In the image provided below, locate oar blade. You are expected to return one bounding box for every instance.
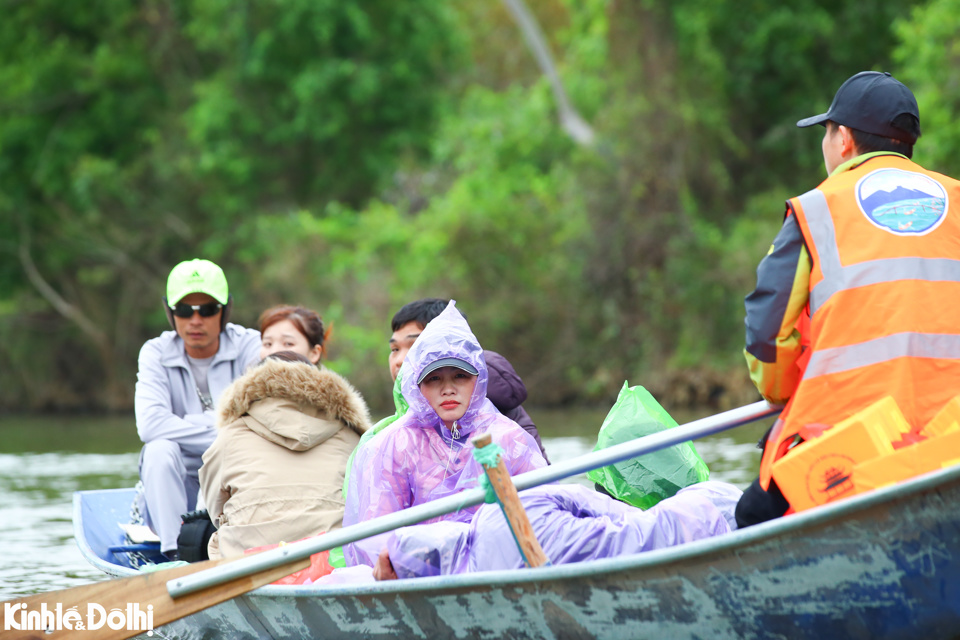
[3,554,309,640]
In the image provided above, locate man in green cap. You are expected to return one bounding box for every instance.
[134,259,261,559]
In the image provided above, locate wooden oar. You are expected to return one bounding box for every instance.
[473,433,549,568]
[3,553,310,640]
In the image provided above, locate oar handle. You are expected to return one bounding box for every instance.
[473,433,549,568]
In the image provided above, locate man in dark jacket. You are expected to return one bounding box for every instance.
[388,298,549,461]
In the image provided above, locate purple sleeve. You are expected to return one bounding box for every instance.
[386,521,471,579]
[503,405,549,463]
[495,416,548,475]
[342,426,413,566]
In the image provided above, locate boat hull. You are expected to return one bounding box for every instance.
[75,465,960,639]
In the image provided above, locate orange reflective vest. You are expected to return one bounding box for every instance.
[759,154,960,489]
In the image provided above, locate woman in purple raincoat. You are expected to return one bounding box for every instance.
[343,301,547,567]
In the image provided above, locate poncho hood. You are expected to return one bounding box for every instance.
[217,358,371,451]
[400,300,489,439]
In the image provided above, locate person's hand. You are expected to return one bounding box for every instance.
[372,548,398,581]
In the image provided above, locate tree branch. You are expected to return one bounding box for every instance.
[18,225,108,347]
[502,0,596,146]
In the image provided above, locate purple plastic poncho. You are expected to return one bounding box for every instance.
[343,301,547,567]
[384,481,742,578]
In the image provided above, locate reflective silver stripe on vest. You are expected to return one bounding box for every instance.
[798,188,960,314]
[797,189,841,315]
[813,257,960,310]
[805,332,960,379]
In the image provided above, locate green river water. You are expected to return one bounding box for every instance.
[0,407,773,601]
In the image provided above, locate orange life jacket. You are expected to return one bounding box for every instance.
[759,154,960,489]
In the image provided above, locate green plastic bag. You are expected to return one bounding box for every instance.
[586,382,710,509]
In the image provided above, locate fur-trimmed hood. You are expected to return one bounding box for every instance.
[217,358,371,451]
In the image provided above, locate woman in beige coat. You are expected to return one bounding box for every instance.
[200,309,371,559]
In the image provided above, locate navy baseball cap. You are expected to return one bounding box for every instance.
[797,71,920,144]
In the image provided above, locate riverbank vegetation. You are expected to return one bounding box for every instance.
[2,0,955,414]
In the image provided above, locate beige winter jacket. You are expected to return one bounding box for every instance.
[200,358,371,559]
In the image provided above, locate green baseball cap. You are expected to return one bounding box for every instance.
[166,259,229,306]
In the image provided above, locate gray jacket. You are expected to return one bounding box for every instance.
[135,323,262,452]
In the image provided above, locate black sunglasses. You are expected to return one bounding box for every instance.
[172,302,222,318]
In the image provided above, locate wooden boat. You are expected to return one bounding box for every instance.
[75,463,960,640]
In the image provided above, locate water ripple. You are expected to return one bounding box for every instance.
[0,452,139,599]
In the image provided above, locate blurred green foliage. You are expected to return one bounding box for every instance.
[894,0,960,177]
[0,0,952,415]
[0,0,462,410]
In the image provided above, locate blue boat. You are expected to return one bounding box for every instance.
[75,462,960,640]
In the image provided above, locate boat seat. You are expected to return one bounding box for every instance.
[108,542,162,554]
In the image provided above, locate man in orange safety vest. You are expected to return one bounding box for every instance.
[736,71,960,526]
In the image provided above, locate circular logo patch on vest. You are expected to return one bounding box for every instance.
[856,168,948,236]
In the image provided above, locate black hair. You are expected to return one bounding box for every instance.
[391,298,468,331]
[830,114,921,159]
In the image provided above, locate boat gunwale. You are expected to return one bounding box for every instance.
[259,461,960,596]
[77,462,960,597]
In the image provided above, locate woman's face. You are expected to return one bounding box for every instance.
[260,319,322,364]
[418,366,478,428]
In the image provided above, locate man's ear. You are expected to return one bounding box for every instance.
[221,295,233,331]
[838,125,857,159]
[163,296,175,329]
